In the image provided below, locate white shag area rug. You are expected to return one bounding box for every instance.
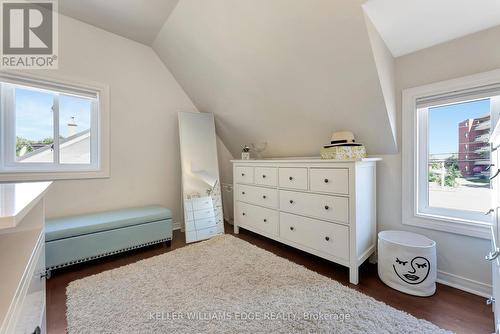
[67,235,452,334]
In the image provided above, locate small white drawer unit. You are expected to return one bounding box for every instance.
[184,196,224,243]
[232,158,379,284]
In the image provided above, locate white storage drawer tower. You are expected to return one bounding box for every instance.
[232,158,379,284]
[0,182,52,334]
[489,121,500,333]
[184,195,224,243]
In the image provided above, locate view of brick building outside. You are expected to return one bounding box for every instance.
[457,115,490,177]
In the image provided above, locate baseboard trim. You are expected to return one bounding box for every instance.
[172,221,182,231]
[437,270,492,298]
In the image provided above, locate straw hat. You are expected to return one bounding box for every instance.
[324,131,362,147]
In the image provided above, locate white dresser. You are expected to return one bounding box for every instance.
[0,182,52,334]
[184,194,224,243]
[232,158,379,284]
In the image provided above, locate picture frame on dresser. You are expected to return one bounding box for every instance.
[231,158,380,284]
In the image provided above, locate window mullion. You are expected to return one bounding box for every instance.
[417,107,429,214]
[53,94,60,165]
[91,99,98,168]
[3,85,16,165]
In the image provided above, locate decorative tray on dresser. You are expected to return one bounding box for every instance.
[231,158,380,284]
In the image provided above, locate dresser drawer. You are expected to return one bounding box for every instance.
[235,166,254,184]
[195,217,219,230]
[184,210,194,222]
[184,200,193,212]
[279,190,349,224]
[310,168,349,194]
[185,219,196,232]
[280,212,349,260]
[236,184,278,208]
[196,225,223,240]
[185,230,197,243]
[254,167,277,186]
[192,197,213,211]
[278,168,308,190]
[236,202,279,236]
[193,208,216,220]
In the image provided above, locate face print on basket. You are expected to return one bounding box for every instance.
[392,256,431,285]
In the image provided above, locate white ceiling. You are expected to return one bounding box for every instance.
[58,0,179,45]
[363,0,500,57]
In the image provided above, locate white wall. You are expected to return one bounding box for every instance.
[217,137,235,223]
[364,13,397,147]
[40,15,197,224]
[377,25,500,296]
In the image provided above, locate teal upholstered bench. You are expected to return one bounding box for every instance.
[45,206,172,274]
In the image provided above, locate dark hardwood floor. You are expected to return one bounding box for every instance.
[47,224,494,334]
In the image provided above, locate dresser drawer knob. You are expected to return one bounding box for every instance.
[242,173,245,176]
[263,195,267,199]
[262,174,266,178]
[486,249,500,261]
[485,208,495,215]
[325,236,330,241]
[324,205,329,210]
[242,191,245,195]
[289,176,293,180]
[324,178,329,183]
[263,219,267,222]
[242,212,246,216]
[289,200,294,204]
[290,226,294,231]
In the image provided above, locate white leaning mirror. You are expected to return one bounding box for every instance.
[178,112,224,243]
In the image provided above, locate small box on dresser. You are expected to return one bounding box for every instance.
[232,158,380,284]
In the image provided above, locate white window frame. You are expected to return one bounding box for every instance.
[0,72,110,181]
[402,69,500,239]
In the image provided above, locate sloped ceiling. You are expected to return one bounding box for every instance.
[58,0,179,45]
[152,0,398,157]
[364,0,500,57]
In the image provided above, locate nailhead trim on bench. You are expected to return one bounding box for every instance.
[45,237,172,273]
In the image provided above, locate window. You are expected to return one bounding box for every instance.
[403,69,500,239]
[0,72,109,181]
[421,99,493,219]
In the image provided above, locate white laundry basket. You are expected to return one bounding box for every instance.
[378,230,436,296]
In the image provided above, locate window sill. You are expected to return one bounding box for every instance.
[0,169,110,182]
[403,213,492,239]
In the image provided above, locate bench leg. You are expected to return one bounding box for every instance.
[165,240,172,247]
[42,269,51,280]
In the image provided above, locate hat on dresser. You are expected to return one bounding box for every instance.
[324,131,363,147]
